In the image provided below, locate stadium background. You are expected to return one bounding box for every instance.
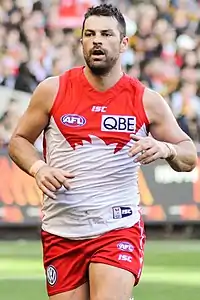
[0,0,200,299]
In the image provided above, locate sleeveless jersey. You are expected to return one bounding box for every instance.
[42,67,149,239]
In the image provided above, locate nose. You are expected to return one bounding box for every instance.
[93,33,103,45]
[93,41,102,48]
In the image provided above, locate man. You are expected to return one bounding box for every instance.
[8,4,197,300]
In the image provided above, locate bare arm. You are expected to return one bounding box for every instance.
[144,88,197,172]
[8,77,59,175]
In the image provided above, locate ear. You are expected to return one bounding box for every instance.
[120,36,129,53]
[80,38,83,44]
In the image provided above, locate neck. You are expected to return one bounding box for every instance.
[84,63,123,92]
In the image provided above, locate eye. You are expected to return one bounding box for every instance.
[85,32,93,37]
[102,32,112,37]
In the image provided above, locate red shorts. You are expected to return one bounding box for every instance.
[41,220,146,296]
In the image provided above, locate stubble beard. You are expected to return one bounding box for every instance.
[84,54,119,76]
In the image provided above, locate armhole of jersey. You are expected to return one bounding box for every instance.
[49,72,67,116]
[138,84,150,127]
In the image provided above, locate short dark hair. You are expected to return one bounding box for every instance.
[82,4,126,39]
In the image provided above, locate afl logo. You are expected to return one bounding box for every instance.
[61,114,86,127]
[46,265,57,286]
[117,242,134,252]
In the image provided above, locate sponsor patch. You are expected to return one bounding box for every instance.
[46,265,57,286]
[118,254,132,262]
[117,242,134,252]
[61,114,86,127]
[112,206,133,219]
[101,115,136,133]
[92,106,107,112]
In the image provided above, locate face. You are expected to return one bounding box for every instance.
[82,16,128,75]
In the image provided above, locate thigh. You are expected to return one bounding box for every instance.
[41,230,89,299]
[49,283,89,300]
[89,220,146,300]
[89,263,134,300]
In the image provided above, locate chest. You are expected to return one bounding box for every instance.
[48,87,148,153]
[53,89,144,134]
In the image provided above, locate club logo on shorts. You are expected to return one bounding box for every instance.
[46,265,57,286]
[61,114,86,127]
[117,242,134,252]
[101,115,136,133]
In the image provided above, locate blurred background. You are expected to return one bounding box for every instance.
[0,1,200,300]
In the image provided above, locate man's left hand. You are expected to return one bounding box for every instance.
[129,134,170,165]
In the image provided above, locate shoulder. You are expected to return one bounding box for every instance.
[142,88,172,124]
[123,75,146,101]
[37,66,82,94]
[124,74,145,89]
[29,76,60,113]
[143,88,164,105]
[66,66,83,81]
[36,76,60,95]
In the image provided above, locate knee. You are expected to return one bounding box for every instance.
[91,295,113,300]
[91,296,133,300]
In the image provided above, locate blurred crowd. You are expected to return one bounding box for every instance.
[0,0,200,147]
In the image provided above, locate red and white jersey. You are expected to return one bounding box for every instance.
[42,67,149,239]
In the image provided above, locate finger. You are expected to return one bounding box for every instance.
[141,152,160,165]
[48,175,63,189]
[129,144,148,157]
[42,180,57,192]
[53,172,67,183]
[38,183,56,199]
[61,170,75,178]
[53,172,72,190]
[130,134,143,141]
[134,147,157,162]
[62,179,71,190]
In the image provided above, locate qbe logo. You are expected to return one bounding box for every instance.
[46,265,57,286]
[101,115,136,133]
[61,114,86,127]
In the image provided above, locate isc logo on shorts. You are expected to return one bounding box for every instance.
[101,115,136,133]
[118,254,132,262]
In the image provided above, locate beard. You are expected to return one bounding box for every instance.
[83,49,119,76]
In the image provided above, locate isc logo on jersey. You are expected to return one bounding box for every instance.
[61,114,86,127]
[101,115,136,133]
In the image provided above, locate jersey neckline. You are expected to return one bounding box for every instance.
[80,66,127,97]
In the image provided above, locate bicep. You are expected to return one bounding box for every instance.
[13,100,49,144]
[12,78,58,144]
[144,89,191,144]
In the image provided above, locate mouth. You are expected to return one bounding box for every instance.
[91,49,105,59]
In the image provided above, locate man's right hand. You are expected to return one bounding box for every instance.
[35,165,75,199]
